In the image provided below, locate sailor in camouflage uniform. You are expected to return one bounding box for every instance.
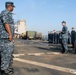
[61,21,68,54]
[0,2,15,74]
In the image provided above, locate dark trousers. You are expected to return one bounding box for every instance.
[75,41,76,54]
[0,51,1,74]
[71,38,75,48]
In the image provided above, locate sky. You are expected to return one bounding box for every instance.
[0,0,76,35]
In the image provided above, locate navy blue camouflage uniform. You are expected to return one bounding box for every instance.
[61,26,68,53]
[0,9,14,71]
[71,30,75,48]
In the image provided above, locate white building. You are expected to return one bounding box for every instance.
[14,20,26,35]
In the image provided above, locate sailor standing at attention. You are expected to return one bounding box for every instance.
[0,2,15,75]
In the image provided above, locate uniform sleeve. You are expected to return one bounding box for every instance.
[2,13,9,25]
[74,31,76,38]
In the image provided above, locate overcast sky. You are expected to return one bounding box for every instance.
[0,0,76,35]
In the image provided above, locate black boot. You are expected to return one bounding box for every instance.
[1,68,14,75]
[5,68,14,75]
[1,70,9,75]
